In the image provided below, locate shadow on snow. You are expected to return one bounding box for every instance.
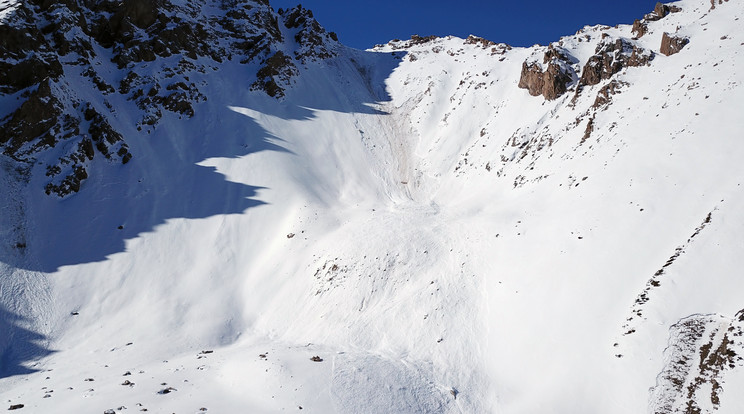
[0,48,402,375]
[0,48,402,274]
[0,305,55,379]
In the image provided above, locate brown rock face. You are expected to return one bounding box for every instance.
[592,80,628,108]
[711,0,730,9]
[579,38,653,88]
[632,19,648,39]
[654,2,669,18]
[660,33,689,56]
[518,62,545,97]
[517,46,575,100]
[542,62,573,100]
[518,61,572,101]
[645,2,681,21]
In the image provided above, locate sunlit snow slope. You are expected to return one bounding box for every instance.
[2,0,744,413]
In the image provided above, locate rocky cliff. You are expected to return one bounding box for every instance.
[0,0,337,196]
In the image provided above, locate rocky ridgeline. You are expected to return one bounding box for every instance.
[0,0,339,196]
[518,1,683,101]
[380,34,512,57]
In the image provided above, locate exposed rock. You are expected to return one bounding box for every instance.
[518,63,544,97]
[711,0,730,9]
[282,4,314,29]
[291,20,337,61]
[518,46,575,100]
[0,54,63,94]
[465,35,496,49]
[650,313,744,414]
[386,34,440,50]
[518,62,573,100]
[45,164,88,197]
[251,51,299,98]
[579,38,653,88]
[408,34,439,46]
[39,103,132,197]
[654,2,670,18]
[582,115,595,143]
[0,4,64,94]
[645,2,682,21]
[158,386,177,394]
[85,105,131,162]
[109,0,160,32]
[592,80,628,109]
[631,19,648,39]
[0,0,339,197]
[0,80,62,156]
[660,33,689,56]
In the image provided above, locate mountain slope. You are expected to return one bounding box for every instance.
[1,0,744,413]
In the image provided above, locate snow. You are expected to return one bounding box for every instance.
[2,0,744,412]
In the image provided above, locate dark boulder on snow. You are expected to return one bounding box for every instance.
[660,33,689,56]
[518,45,575,100]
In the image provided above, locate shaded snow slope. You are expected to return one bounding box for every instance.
[1,0,744,413]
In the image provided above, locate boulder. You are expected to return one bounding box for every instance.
[518,61,573,101]
[660,33,689,56]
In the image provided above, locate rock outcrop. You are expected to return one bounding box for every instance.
[711,0,731,9]
[631,19,648,39]
[517,45,576,100]
[660,33,689,56]
[0,79,62,156]
[578,37,653,88]
[650,312,744,414]
[0,0,339,196]
[631,2,681,39]
[645,2,682,21]
[251,51,299,98]
[279,5,338,62]
[592,80,628,109]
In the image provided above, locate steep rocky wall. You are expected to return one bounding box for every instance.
[517,45,576,100]
[0,0,339,197]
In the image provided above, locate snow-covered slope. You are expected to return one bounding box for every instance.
[1,0,743,413]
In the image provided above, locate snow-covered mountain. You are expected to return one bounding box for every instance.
[1,0,743,412]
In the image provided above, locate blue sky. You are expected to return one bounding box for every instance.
[269,0,659,49]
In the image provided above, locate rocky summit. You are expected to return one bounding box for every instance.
[1,0,743,413]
